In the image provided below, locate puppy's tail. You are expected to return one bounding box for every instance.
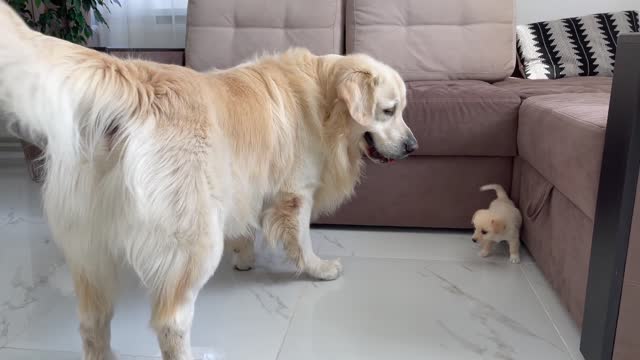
[0,2,144,164]
[480,184,509,200]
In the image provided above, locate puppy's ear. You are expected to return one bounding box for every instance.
[491,218,506,233]
[337,71,377,126]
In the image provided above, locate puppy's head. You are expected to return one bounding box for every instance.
[334,54,417,163]
[471,209,506,243]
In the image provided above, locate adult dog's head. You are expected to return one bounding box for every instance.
[334,54,417,163]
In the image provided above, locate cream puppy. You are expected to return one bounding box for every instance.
[471,184,523,263]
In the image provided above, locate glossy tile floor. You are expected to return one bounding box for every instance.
[0,161,585,360]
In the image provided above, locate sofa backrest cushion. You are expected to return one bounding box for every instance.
[345,0,516,81]
[186,0,344,71]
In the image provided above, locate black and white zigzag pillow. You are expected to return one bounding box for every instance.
[517,10,639,79]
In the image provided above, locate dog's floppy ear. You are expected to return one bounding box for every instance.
[337,71,377,126]
[491,218,506,233]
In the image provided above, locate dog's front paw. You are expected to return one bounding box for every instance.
[509,255,521,264]
[84,348,118,360]
[478,250,490,258]
[307,259,343,281]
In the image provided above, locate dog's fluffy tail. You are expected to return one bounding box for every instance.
[480,184,509,200]
[0,2,144,163]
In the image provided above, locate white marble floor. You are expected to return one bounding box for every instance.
[0,161,584,360]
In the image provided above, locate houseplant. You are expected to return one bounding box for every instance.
[8,0,120,181]
[8,0,120,44]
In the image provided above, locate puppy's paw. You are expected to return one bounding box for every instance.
[234,264,253,271]
[509,255,521,264]
[232,249,255,272]
[307,259,343,281]
[478,249,490,258]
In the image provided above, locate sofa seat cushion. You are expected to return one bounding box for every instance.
[186,0,343,71]
[405,80,520,156]
[316,156,513,228]
[494,77,612,99]
[518,93,610,219]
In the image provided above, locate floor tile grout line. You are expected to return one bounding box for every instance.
[2,346,162,359]
[315,241,534,264]
[273,281,309,360]
[519,264,576,360]
[2,347,78,355]
[316,252,535,265]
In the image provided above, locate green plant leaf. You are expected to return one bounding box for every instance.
[93,9,108,28]
[10,0,117,44]
[8,0,36,26]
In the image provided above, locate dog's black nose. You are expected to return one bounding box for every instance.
[404,136,418,154]
[472,238,478,243]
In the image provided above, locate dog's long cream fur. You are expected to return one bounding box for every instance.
[0,3,416,359]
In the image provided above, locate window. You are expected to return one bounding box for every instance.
[92,0,188,49]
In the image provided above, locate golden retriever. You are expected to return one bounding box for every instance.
[0,3,416,359]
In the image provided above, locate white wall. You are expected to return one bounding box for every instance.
[93,0,187,49]
[517,0,639,24]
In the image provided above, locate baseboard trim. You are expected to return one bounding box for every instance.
[0,137,23,159]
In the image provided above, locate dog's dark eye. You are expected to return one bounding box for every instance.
[383,106,396,116]
[481,230,488,235]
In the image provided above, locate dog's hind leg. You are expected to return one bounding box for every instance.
[149,211,224,360]
[69,257,119,360]
[262,192,342,281]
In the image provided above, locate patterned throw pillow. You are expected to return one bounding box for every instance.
[516,10,639,79]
